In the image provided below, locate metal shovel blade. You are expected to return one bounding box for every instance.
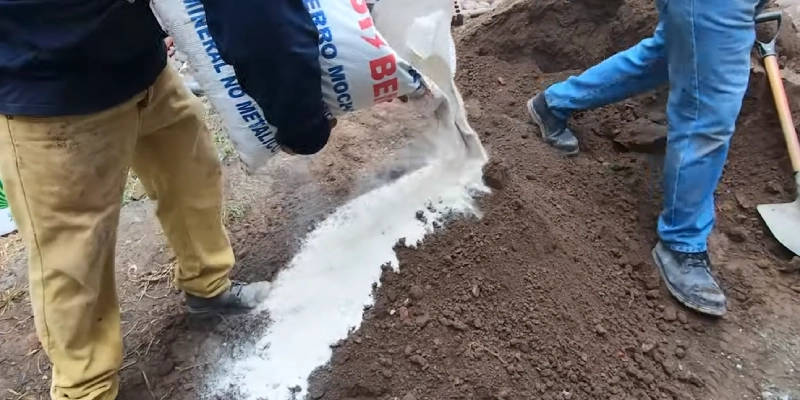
[757,197,800,256]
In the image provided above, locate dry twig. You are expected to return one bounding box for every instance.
[467,341,507,364]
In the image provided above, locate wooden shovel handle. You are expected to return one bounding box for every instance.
[763,54,800,173]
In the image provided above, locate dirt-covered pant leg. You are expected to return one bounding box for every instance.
[134,66,234,298]
[0,66,233,400]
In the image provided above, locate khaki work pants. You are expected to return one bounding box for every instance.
[0,67,235,400]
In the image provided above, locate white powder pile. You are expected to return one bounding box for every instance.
[208,154,487,399]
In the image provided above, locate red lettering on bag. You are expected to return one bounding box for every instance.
[369,54,397,80]
[358,16,374,30]
[350,0,369,14]
[373,78,398,98]
[361,34,386,49]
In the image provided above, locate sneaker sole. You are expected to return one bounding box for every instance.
[526,98,579,157]
[651,248,727,317]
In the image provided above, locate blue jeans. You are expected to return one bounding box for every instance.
[544,0,764,253]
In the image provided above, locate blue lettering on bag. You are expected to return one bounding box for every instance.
[181,0,277,150]
[302,0,355,113]
[328,65,354,112]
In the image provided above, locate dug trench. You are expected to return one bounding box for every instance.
[305,0,800,399]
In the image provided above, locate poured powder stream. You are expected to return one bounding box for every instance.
[210,154,486,399]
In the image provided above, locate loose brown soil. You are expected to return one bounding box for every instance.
[2,1,800,399]
[308,1,800,400]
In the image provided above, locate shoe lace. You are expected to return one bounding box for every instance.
[679,252,710,271]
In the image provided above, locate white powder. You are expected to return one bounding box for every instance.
[207,1,485,393]
[209,154,487,399]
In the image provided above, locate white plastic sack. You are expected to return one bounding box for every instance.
[151,0,426,172]
[370,0,487,161]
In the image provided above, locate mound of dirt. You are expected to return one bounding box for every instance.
[307,1,800,399]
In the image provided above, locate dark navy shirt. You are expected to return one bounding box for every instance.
[199,0,331,155]
[0,0,331,155]
[0,0,167,117]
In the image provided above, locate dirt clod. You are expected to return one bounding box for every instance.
[663,306,678,322]
[726,226,749,243]
[612,118,667,153]
[483,159,510,190]
[409,284,424,300]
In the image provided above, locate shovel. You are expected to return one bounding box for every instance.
[755,11,800,256]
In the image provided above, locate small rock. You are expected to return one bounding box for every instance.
[663,306,678,322]
[674,348,686,359]
[642,373,655,385]
[645,289,660,299]
[402,393,417,400]
[641,341,656,354]
[415,210,427,223]
[498,77,506,85]
[409,285,424,300]
[472,284,480,297]
[595,324,607,336]
[735,192,752,209]
[677,311,688,325]
[409,354,426,366]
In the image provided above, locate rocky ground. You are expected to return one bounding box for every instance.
[3,1,800,399]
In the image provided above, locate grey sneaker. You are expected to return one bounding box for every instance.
[186,281,271,315]
[526,93,579,156]
[651,242,727,316]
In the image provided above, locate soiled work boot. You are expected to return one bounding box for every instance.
[186,281,271,315]
[526,93,579,156]
[651,242,727,316]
